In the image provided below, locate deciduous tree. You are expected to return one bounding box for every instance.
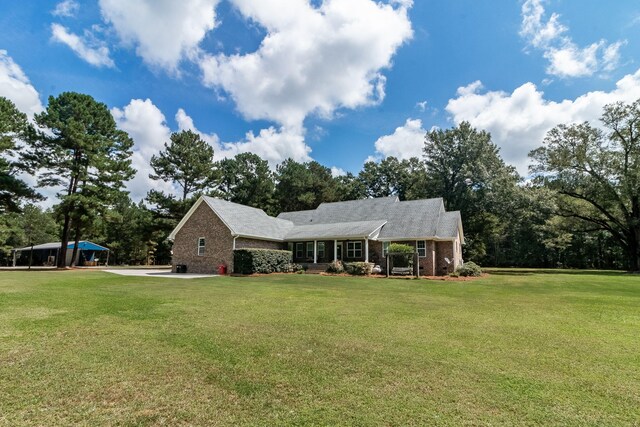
[530,99,640,271]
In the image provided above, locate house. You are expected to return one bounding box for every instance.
[11,241,110,267]
[169,196,464,276]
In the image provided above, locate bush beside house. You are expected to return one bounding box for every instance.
[233,249,293,274]
[456,261,482,277]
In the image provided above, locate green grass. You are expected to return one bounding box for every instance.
[0,270,639,426]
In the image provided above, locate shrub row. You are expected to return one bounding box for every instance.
[325,260,374,275]
[233,249,293,274]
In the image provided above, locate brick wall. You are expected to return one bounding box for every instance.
[172,202,234,274]
[235,238,284,250]
[436,241,455,275]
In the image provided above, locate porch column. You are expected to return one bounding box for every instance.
[365,238,369,263]
[334,239,338,262]
[313,240,317,264]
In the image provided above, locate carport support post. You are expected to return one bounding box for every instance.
[105,250,110,267]
[313,240,317,264]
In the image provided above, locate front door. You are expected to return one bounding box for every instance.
[336,242,343,260]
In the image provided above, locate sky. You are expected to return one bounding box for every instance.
[1,0,640,203]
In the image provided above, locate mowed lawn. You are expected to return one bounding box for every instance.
[0,271,639,426]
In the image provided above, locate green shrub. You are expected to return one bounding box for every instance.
[344,262,373,275]
[387,243,414,268]
[387,243,414,254]
[326,260,344,274]
[456,261,482,277]
[233,249,293,274]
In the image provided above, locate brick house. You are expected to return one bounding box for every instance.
[169,196,464,275]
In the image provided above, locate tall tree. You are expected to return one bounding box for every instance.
[424,121,520,260]
[530,98,640,271]
[0,204,58,266]
[149,130,217,202]
[274,159,338,212]
[28,92,134,267]
[215,152,275,212]
[0,97,40,212]
[359,156,427,200]
[334,172,367,201]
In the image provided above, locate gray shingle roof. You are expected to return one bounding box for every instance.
[284,220,387,240]
[436,211,462,240]
[278,196,449,240]
[204,197,293,241]
[184,196,462,243]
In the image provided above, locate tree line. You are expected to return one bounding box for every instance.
[1,91,639,270]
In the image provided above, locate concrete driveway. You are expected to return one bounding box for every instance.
[104,269,218,279]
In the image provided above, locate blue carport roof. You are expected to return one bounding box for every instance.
[13,240,109,252]
[70,241,109,251]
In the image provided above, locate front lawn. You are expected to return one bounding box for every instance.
[0,270,638,425]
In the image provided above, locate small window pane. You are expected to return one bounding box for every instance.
[306,242,314,258]
[417,241,426,257]
[296,243,304,258]
[197,238,205,256]
[318,242,325,258]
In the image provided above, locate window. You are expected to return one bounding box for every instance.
[287,242,293,252]
[347,241,362,258]
[318,242,325,259]
[197,237,205,256]
[306,242,314,258]
[296,243,304,259]
[382,242,390,257]
[417,240,426,257]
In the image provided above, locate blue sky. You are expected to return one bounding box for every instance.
[1,0,639,201]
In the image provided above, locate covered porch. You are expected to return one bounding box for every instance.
[285,219,387,266]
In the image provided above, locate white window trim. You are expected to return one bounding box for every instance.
[197,237,205,256]
[382,241,390,257]
[295,242,304,258]
[347,241,362,258]
[417,240,426,258]
[306,242,314,258]
[318,242,325,258]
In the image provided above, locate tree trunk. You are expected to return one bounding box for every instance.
[58,212,71,268]
[69,221,82,267]
[627,235,640,272]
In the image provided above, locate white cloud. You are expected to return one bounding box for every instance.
[176,108,311,167]
[99,0,219,72]
[52,0,79,17]
[445,68,640,174]
[520,0,625,78]
[372,118,426,160]
[111,99,174,201]
[51,23,115,68]
[330,166,346,177]
[0,50,43,117]
[200,0,413,128]
[415,100,428,112]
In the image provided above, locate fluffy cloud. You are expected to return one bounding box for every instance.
[52,0,79,17]
[445,69,640,174]
[111,99,174,201]
[372,118,426,160]
[51,24,115,68]
[99,0,219,72]
[175,108,311,167]
[0,50,43,116]
[200,0,413,128]
[520,0,625,78]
